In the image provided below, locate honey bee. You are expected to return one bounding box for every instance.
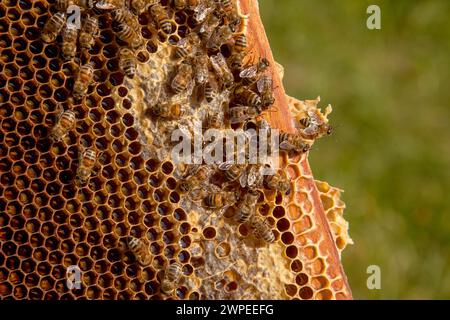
[209,53,234,89]
[129,0,148,14]
[112,8,140,32]
[279,132,311,155]
[204,190,238,210]
[193,0,216,24]
[264,171,291,195]
[234,86,262,110]
[204,72,219,102]
[257,75,275,108]
[95,0,118,10]
[73,63,95,101]
[239,57,270,83]
[150,4,172,35]
[219,0,242,32]
[234,33,247,53]
[127,236,151,267]
[49,109,76,143]
[228,105,260,124]
[79,15,99,52]
[76,148,96,185]
[62,23,78,61]
[116,23,144,50]
[204,111,222,129]
[173,0,186,10]
[174,32,200,59]
[161,262,182,295]
[119,48,137,79]
[234,189,259,223]
[251,216,275,243]
[230,51,246,72]
[199,9,222,40]
[298,107,333,140]
[171,62,193,94]
[178,165,212,194]
[192,53,209,85]
[207,25,233,51]
[55,0,75,11]
[218,162,246,184]
[148,101,185,120]
[42,12,66,43]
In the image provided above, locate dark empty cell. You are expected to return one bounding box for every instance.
[102,44,117,58]
[8,146,23,161]
[168,35,179,45]
[33,55,47,68]
[2,118,16,132]
[109,72,124,86]
[44,44,60,59]
[141,27,153,39]
[0,34,12,49]
[7,78,23,92]
[128,141,141,155]
[25,26,40,40]
[91,56,104,70]
[276,218,290,232]
[0,89,10,104]
[100,29,114,44]
[15,52,31,66]
[49,58,61,72]
[41,222,55,237]
[146,40,158,53]
[122,98,132,109]
[36,69,50,83]
[10,92,25,106]
[34,192,49,207]
[38,84,53,98]
[7,8,20,21]
[161,161,174,175]
[109,125,121,138]
[29,40,43,54]
[112,139,124,153]
[33,125,48,139]
[19,0,32,10]
[32,1,46,15]
[96,83,111,97]
[122,113,134,127]
[22,12,36,25]
[10,22,24,36]
[17,120,32,136]
[54,88,69,102]
[23,80,38,95]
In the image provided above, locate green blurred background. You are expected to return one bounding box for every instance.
[260,0,450,299]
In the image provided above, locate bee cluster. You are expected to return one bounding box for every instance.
[0,0,350,301]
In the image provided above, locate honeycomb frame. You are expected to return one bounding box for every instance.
[0,0,352,300]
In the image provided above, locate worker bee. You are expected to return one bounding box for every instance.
[119,48,137,79]
[279,132,311,155]
[173,0,186,10]
[234,86,262,110]
[209,53,234,89]
[129,0,148,14]
[228,105,260,124]
[203,190,238,210]
[207,25,233,51]
[239,57,270,83]
[251,216,275,243]
[148,101,185,120]
[219,0,242,32]
[298,107,333,140]
[79,15,99,52]
[204,111,222,129]
[161,262,182,295]
[116,23,144,50]
[62,23,78,61]
[49,109,76,143]
[264,171,291,195]
[230,51,246,72]
[76,148,96,186]
[173,32,201,59]
[55,0,76,11]
[127,236,151,267]
[199,9,223,40]
[192,53,209,84]
[218,162,246,184]
[257,75,275,108]
[234,189,259,223]
[204,73,219,102]
[178,165,212,194]
[150,4,173,35]
[73,63,95,101]
[193,0,216,24]
[95,0,117,10]
[234,33,247,53]
[171,62,193,94]
[42,12,66,43]
[111,8,140,32]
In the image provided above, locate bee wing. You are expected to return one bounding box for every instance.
[239,65,258,78]
[302,124,319,136]
[218,161,234,171]
[229,106,251,124]
[96,1,116,10]
[188,188,205,202]
[256,75,272,93]
[239,170,248,188]
[246,166,259,187]
[279,140,295,151]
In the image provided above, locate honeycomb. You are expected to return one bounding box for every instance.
[0,0,352,300]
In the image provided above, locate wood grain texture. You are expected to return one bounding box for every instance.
[239,0,352,299]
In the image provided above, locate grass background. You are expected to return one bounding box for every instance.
[260,0,450,299]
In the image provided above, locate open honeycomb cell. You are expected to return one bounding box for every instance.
[0,0,351,300]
